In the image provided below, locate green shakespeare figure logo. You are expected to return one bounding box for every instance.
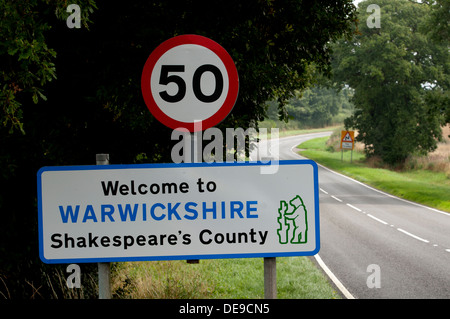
[277,195,308,244]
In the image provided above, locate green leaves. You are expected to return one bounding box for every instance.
[0,0,94,134]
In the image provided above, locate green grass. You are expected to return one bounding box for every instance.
[298,137,450,213]
[112,257,341,299]
[208,257,340,299]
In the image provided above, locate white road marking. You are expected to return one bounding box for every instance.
[331,195,343,202]
[320,188,328,194]
[397,228,430,243]
[315,162,450,217]
[367,214,389,225]
[314,254,355,299]
[346,203,362,212]
[290,144,300,155]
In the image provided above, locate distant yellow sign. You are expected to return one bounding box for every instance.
[340,130,354,150]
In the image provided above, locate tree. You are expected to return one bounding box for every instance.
[423,0,450,44]
[287,85,354,127]
[333,0,449,165]
[0,0,356,298]
[423,0,450,129]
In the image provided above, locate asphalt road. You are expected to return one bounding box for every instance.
[252,131,450,299]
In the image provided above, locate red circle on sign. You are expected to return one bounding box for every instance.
[141,35,239,132]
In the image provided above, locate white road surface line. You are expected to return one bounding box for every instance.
[367,214,389,225]
[346,203,362,212]
[315,162,450,217]
[397,228,430,243]
[314,254,355,299]
[320,188,328,194]
[331,195,343,202]
[290,144,300,154]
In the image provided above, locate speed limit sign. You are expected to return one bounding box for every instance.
[141,35,239,132]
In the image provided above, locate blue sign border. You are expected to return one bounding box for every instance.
[37,160,320,264]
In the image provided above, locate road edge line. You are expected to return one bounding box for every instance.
[314,254,355,299]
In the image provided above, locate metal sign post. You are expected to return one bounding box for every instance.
[96,154,112,299]
[264,257,277,299]
[186,127,201,264]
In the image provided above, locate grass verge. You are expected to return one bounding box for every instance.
[298,136,450,213]
[111,257,341,299]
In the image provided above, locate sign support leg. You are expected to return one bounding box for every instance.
[264,257,277,299]
[187,129,201,264]
[96,154,112,299]
[98,262,112,299]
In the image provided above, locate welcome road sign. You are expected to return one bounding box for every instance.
[37,160,320,264]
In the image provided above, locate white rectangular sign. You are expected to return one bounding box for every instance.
[37,160,320,263]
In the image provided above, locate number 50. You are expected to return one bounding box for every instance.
[159,64,224,103]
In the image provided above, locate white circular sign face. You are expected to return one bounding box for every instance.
[141,35,239,132]
[150,44,230,124]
